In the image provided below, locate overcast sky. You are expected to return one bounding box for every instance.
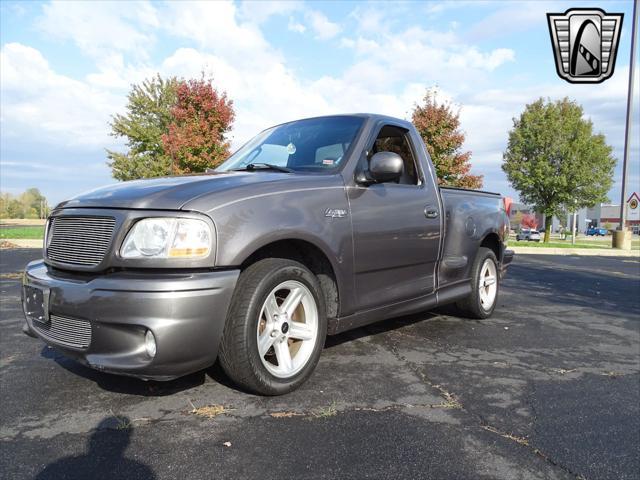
[1,0,638,206]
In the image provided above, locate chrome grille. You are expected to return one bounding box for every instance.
[33,314,92,349]
[47,216,116,267]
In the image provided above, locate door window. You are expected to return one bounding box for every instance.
[371,125,419,185]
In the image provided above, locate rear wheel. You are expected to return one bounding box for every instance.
[457,247,499,319]
[218,258,327,395]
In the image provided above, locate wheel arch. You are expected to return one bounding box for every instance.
[479,232,502,263]
[239,238,341,319]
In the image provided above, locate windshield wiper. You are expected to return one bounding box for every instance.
[233,163,293,173]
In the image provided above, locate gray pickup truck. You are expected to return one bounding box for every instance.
[22,114,513,395]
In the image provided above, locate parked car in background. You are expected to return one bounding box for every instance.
[516,229,541,242]
[586,227,608,236]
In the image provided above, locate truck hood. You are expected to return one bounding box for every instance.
[56,171,340,212]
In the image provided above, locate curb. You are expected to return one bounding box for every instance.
[510,246,639,257]
[0,239,43,249]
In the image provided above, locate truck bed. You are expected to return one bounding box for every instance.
[438,187,507,287]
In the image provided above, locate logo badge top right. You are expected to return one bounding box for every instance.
[547,8,624,83]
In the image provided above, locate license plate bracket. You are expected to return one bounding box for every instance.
[23,285,50,324]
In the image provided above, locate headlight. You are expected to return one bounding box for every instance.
[121,218,212,259]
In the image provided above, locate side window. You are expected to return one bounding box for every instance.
[371,125,419,185]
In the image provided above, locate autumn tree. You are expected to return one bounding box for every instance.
[162,77,235,173]
[503,98,616,243]
[107,74,179,180]
[411,90,482,189]
[521,214,538,229]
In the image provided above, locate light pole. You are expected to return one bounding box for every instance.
[572,200,577,246]
[614,0,638,249]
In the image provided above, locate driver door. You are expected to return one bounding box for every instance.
[348,124,441,311]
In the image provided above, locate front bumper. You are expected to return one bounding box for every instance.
[22,260,239,380]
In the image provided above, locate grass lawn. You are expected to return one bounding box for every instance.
[1,226,637,248]
[0,226,45,239]
[509,238,640,250]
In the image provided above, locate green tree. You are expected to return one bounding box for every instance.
[412,89,482,189]
[0,188,48,218]
[511,210,523,228]
[502,98,616,243]
[0,193,16,218]
[6,199,22,218]
[20,188,46,218]
[107,74,179,180]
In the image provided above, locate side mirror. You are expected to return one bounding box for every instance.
[356,152,403,185]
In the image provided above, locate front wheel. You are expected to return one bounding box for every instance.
[457,247,499,319]
[218,258,327,395]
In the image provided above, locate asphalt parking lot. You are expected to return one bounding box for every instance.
[1,249,638,480]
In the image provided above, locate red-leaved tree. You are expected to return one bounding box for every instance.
[411,90,482,189]
[162,77,235,174]
[521,213,538,229]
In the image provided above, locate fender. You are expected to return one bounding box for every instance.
[205,184,357,316]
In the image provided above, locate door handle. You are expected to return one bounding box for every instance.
[424,207,439,219]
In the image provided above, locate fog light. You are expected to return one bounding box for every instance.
[144,330,157,358]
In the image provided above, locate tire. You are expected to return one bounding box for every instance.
[218,258,327,395]
[456,247,499,319]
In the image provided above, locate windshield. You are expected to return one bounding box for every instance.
[217,116,364,173]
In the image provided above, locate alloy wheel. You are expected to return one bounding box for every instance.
[256,280,319,378]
